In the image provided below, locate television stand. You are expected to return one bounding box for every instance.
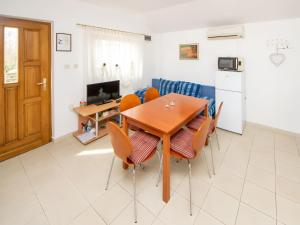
[73,100,120,144]
[103,99,113,104]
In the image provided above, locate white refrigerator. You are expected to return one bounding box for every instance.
[215,71,245,134]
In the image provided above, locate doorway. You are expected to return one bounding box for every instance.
[0,16,51,161]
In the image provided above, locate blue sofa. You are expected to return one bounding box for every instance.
[135,78,215,117]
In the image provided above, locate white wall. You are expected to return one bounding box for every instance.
[151,18,300,134]
[1,0,151,139]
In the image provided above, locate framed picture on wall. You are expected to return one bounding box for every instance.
[56,33,72,52]
[179,43,198,60]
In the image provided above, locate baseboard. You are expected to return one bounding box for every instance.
[246,121,300,137]
[51,132,73,143]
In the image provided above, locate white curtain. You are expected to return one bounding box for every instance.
[82,26,144,93]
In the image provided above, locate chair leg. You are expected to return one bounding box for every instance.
[215,130,221,151]
[203,150,212,178]
[139,164,145,170]
[155,139,162,163]
[156,154,163,187]
[105,156,115,190]
[187,159,192,216]
[209,137,216,175]
[133,166,137,223]
[119,115,122,126]
[156,149,161,163]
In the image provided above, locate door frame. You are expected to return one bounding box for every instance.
[0,15,52,161]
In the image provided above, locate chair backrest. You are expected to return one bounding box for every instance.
[192,117,211,155]
[119,94,141,112]
[144,87,160,102]
[213,102,223,129]
[107,122,132,163]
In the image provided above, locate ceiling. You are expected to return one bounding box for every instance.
[82,0,194,12]
[81,0,300,32]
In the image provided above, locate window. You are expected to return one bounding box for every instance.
[83,27,144,91]
[4,27,19,84]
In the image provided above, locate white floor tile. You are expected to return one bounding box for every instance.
[176,176,211,208]
[36,178,89,225]
[169,159,190,188]
[70,207,105,225]
[246,164,275,192]
[0,157,23,178]
[118,167,156,195]
[203,187,239,225]
[0,193,45,225]
[194,211,224,225]
[92,184,132,224]
[137,176,167,216]
[63,158,125,203]
[111,201,155,225]
[191,155,215,184]
[1,126,300,225]
[152,219,166,225]
[242,181,276,218]
[277,175,300,204]
[25,211,49,225]
[159,193,200,225]
[276,163,300,183]
[277,195,300,225]
[275,134,299,155]
[213,167,244,199]
[249,151,275,173]
[236,203,276,225]
[276,151,300,168]
[222,150,249,178]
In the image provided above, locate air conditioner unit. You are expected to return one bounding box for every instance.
[207,25,244,40]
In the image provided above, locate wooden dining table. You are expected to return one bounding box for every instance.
[121,93,209,203]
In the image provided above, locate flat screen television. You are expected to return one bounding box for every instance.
[87,80,120,105]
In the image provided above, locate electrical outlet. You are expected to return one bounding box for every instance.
[69,104,74,111]
[64,64,70,69]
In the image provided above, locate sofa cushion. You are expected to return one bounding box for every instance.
[134,88,147,103]
[203,96,215,117]
[177,81,202,98]
[159,78,179,96]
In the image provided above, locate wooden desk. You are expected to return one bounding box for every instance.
[121,93,208,203]
[73,101,120,144]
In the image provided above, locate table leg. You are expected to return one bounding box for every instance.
[204,104,209,118]
[163,134,170,203]
[205,104,209,145]
[122,116,128,135]
[122,116,129,169]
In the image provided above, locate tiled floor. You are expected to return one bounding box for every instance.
[1,124,300,225]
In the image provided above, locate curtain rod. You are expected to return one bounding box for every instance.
[76,23,150,37]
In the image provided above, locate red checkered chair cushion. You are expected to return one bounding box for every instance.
[128,131,160,164]
[187,116,214,133]
[170,129,195,159]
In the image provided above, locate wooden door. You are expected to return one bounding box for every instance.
[0,17,51,161]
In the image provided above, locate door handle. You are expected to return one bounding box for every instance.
[37,78,47,90]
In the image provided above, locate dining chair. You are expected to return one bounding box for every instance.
[156,118,212,216]
[119,94,141,130]
[105,122,160,223]
[119,94,141,112]
[187,102,224,152]
[144,87,160,102]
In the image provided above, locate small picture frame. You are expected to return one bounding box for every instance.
[56,33,72,52]
[179,43,199,60]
